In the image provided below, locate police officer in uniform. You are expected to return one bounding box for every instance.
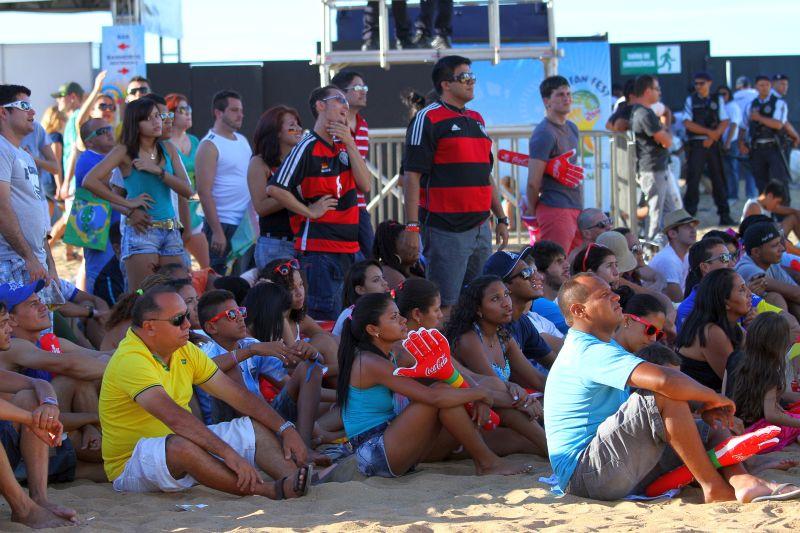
[740,75,790,192]
[772,73,799,165]
[682,72,734,225]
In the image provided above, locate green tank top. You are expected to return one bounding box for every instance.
[124,141,175,221]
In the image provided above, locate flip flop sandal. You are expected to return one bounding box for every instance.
[751,483,800,503]
[274,464,314,500]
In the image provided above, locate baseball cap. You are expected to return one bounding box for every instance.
[743,222,781,253]
[483,247,532,280]
[735,76,751,89]
[0,280,45,312]
[773,73,789,81]
[663,209,699,233]
[50,81,84,98]
[693,72,713,82]
[596,231,637,273]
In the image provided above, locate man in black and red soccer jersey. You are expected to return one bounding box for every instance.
[402,55,509,317]
[267,86,371,320]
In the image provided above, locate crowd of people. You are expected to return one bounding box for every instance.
[2,53,800,528]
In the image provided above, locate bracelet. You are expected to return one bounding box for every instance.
[405,222,420,233]
[40,396,58,406]
[231,350,238,364]
[86,306,95,319]
[277,420,295,436]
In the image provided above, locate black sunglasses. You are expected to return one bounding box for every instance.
[130,87,150,95]
[505,266,535,282]
[148,312,190,327]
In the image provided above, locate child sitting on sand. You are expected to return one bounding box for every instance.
[332,259,390,337]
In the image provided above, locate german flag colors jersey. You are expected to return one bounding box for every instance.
[270,131,359,254]
[404,101,493,233]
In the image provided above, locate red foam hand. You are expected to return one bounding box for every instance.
[497,149,530,167]
[791,259,800,272]
[645,425,781,497]
[544,149,584,188]
[395,328,455,381]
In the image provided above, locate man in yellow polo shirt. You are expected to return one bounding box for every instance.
[99,285,312,499]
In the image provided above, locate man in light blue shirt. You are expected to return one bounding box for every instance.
[544,273,796,502]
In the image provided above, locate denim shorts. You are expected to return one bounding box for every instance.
[299,252,353,321]
[0,255,30,287]
[565,391,711,500]
[422,221,492,306]
[0,421,77,483]
[120,223,184,261]
[254,235,296,271]
[352,421,398,478]
[271,388,298,423]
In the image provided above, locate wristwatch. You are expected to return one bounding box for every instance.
[496,216,510,226]
[277,420,296,436]
[40,396,58,406]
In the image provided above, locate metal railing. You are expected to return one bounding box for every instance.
[364,125,638,245]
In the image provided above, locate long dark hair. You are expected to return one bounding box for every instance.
[253,105,301,168]
[445,275,510,348]
[336,292,393,409]
[685,237,725,298]
[342,259,382,308]
[244,282,292,342]
[675,268,743,351]
[260,258,306,322]
[121,98,163,162]
[372,220,425,277]
[395,278,439,319]
[731,312,791,424]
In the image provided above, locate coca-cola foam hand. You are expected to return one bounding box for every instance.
[394,328,499,430]
[39,332,62,354]
[497,149,585,188]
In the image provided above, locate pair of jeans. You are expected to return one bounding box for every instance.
[415,0,453,37]
[298,251,354,320]
[254,235,296,271]
[724,142,758,200]
[203,221,254,275]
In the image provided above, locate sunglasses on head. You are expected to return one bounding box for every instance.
[208,307,247,324]
[148,311,190,327]
[273,258,300,276]
[130,87,150,95]
[85,126,113,141]
[98,103,116,111]
[451,72,477,84]
[627,314,664,341]
[2,100,32,112]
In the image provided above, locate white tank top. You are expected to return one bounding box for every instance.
[740,198,771,223]
[201,130,252,225]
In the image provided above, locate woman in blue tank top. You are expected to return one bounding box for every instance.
[337,292,533,478]
[445,276,548,457]
[83,98,192,290]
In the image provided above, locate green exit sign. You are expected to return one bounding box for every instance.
[620,45,681,75]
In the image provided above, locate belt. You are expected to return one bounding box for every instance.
[753,139,777,146]
[263,233,292,241]
[127,218,181,230]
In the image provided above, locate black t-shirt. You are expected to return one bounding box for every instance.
[506,315,551,362]
[630,104,669,172]
[609,102,633,125]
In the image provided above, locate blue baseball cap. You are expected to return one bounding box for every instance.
[0,280,45,312]
[482,247,532,280]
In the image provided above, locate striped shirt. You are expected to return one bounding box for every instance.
[403,101,493,232]
[353,113,369,209]
[269,132,359,254]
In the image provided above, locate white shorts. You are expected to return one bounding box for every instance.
[112,417,256,493]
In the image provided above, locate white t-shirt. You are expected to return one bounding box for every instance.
[200,130,252,225]
[648,243,689,293]
[526,311,564,339]
[332,305,354,337]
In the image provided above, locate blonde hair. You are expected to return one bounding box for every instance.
[41,105,67,134]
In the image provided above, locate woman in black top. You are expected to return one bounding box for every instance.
[674,268,751,392]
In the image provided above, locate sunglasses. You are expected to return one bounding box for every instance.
[159,112,175,121]
[85,126,113,141]
[208,306,247,324]
[627,314,664,341]
[2,100,32,112]
[348,84,368,93]
[586,218,612,231]
[630,243,643,254]
[98,103,116,111]
[176,105,192,115]
[129,87,150,95]
[273,258,300,276]
[450,72,477,84]
[704,252,734,265]
[322,95,349,107]
[149,311,190,327]
[505,266,535,282]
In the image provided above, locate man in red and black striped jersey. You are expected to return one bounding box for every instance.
[331,70,375,260]
[267,86,371,320]
[403,55,509,316]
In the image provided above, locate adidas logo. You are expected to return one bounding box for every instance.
[451,124,461,132]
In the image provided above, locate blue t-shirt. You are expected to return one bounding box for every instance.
[676,286,763,333]
[506,314,551,362]
[543,329,644,490]
[532,297,568,334]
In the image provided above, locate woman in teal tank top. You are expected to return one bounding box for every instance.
[167,93,210,269]
[83,98,193,290]
[337,293,534,478]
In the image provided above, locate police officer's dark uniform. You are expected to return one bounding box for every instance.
[682,72,733,225]
[742,85,790,191]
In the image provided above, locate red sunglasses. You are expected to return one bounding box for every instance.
[273,258,300,276]
[208,306,247,324]
[627,314,664,341]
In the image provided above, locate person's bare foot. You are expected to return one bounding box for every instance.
[33,498,77,522]
[11,500,74,529]
[747,456,799,475]
[728,474,799,503]
[475,457,535,476]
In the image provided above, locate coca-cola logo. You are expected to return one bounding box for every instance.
[425,354,448,377]
[510,155,527,165]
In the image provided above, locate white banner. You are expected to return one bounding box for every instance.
[141,0,183,40]
[101,25,146,102]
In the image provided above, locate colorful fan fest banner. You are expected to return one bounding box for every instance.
[63,188,112,251]
[101,24,146,103]
[470,39,614,210]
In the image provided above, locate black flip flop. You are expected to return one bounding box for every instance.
[274,464,313,500]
